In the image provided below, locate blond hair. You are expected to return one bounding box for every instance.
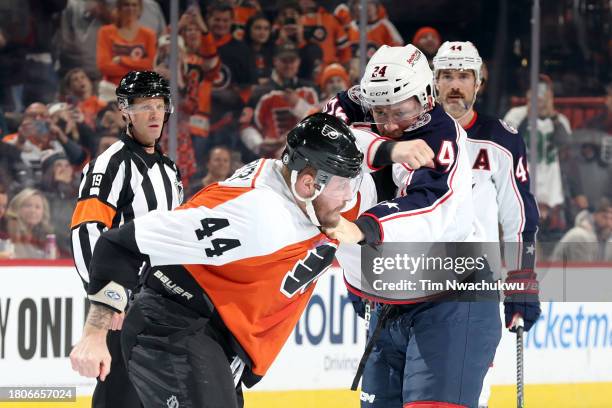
[6,188,52,244]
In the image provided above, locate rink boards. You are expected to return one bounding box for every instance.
[0,262,611,407]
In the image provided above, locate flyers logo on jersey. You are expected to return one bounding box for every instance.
[280,242,337,298]
[322,124,341,140]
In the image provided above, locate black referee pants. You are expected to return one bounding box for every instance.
[121,289,243,408]
[92,330,142,408]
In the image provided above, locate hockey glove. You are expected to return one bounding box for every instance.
[503,269,541,332]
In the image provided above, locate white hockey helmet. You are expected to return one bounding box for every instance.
[433,41,483,84]
[360,44,435,110]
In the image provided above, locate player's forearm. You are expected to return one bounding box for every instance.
[83,304,113,335]
[354,215,381,245]
[372,140,397,167]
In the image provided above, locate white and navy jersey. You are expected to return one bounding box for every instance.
[87,159,337,384]
[327,89,478,300]
[465,112,539,271]
[325,88,476,243]
[70,131,183,288]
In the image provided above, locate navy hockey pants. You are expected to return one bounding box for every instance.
[360,301,501,408]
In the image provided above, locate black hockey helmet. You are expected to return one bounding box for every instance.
[116,70,172,107]
[282,113,363,179]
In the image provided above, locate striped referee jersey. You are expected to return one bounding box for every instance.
[71,131,183,288]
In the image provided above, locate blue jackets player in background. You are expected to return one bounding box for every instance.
[433,41,541,407]
[324,44,503,408]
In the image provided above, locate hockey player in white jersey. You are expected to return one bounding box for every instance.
[433,41,540,407]
[323,44,502,408]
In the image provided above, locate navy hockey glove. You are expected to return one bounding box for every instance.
[503,269,541,332]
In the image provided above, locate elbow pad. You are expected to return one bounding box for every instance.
[88,280,129,313]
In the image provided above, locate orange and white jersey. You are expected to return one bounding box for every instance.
[300,7,351,64]
[90,159,337,380]
[253,86,319,142]
[346,18,404,50]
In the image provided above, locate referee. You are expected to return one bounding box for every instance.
[70,71,183,408]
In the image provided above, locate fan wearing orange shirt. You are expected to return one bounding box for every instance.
[299,0,351,65]
[62,68,107,130]
[96,0,157,86]
[178,7,221,140]
[231,0,261,40]
[342,0,403,57]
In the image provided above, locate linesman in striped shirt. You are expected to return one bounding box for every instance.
[70,71,183,408]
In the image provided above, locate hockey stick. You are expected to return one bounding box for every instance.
[515,317,525,408]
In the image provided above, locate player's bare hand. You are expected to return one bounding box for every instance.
[391,139,435,169]
[70,328,111,380]
[109,312,125,331]
[322,216,365,244]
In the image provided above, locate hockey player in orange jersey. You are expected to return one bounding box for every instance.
[70,113,364,407]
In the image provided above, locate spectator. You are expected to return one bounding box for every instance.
[205,1,256,158]
[244,13,274,85]
[96,0,157,95]
[61,68,107,130]
[412,26,442,67]
[2,103,87,183]
[5,188,53,259]
[298,0,351,66]
[207,0,256,95]
[187,145,233,197]
[58,0,115,81]
[0,137,25,190]
[318,62,350,104]
[96,102,125,138]
[96,132,120,157]
[48,102,97,159]
[230,0,260,41]
[153,33,187,86]
[0,0,29,112]
[582,81,612,134]
[344,0,403,53]
[551,199,612,262]
[274,1,305,48]
[39,152,78,258]
[15,0,67,106]
[0,183,11,258]
[564,129,612,215]
[504,74,571,242]
[139,0,167,37]
[175,9,221,174]
[241,43,318,158]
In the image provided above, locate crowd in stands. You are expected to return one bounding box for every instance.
[0,0,610,261]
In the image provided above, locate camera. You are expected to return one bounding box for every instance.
[33,120,50,135]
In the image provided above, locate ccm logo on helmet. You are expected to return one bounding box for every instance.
[369,91,389,96]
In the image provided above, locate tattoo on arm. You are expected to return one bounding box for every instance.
[86,304,114,330]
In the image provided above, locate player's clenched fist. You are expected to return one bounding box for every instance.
[323,216,365,244]
[391,139,435,170]
[70,327,112,380]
